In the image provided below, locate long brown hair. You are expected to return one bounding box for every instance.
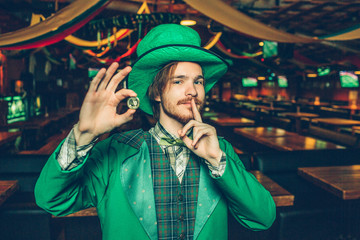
[147,62,178,120]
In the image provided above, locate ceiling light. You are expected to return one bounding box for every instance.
[180,19,196,26]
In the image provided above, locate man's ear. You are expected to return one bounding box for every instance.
[155,95,161,102]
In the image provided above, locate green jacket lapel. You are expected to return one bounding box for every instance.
[193,162,222,239]
[120,141,158,240]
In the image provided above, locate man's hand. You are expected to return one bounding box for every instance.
[178,99,222,167]
[74,62,137,146]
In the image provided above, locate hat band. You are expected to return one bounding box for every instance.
[133,44,229,67]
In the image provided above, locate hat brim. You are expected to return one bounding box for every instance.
[127,44,228,115]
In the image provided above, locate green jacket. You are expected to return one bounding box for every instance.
[35,130,275,240]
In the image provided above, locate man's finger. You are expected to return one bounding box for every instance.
[191,98,202,122]
[179,120,196,137]
[98,62,119,91]
[180,134,195,151]
[114,88,137,101]
[114,109,136,127]
[191,127,207,148]
[88,68,106,92]
[107,66,132,91]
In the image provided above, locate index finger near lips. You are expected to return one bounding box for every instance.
[191,98,203,122]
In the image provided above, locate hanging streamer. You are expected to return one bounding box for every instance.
[113,27,118,47]
[84,47,110,57]
[107,29,111,49]
[95,39,141,64]
[215,41,262,59]
[64,1,149,48]
[204,32,222,50]
[78,1,150,61]
[66,29,132,48]
[30,13,45,26]
[97,31,101,49]
[0,0,113,50]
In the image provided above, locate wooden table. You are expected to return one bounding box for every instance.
[332,105,360,116]
[255,106,286,116]
[251,170,294,207]
[234,126,296,138]
[209,117,255,127]
[2,108,79,150]
[0,180,19,206]
[0,131,21,147]
[306,102,330,107]
[312,118,360,131]
[202,111,229,119]
[234,127,345,151]
[0,131,22,153]
[298,165,360,237]
[282,112,319,119]
[351,126,360,135]
[282,112,319,133]
[298,165,360,200]
[19,128,69,155]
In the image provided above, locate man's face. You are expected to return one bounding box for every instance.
[156,62,205,124]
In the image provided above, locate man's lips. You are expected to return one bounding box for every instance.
[180,103,192,110]
[178,99,202,105]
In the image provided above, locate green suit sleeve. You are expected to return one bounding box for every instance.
[35,138,112,217]
[215,138,276,230]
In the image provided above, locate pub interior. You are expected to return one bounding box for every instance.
[1,0,360,239]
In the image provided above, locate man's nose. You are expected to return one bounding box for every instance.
[186,83,198,96]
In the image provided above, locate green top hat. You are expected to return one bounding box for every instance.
[127,24,229,115]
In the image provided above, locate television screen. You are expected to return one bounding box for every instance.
[339,71,359,88]
[242,77,258,87]
[278,76,288,88]
[263,41,278,58]
[2,96,26,123]
[317,67,330,76]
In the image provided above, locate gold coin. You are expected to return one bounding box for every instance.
[127,97,140,109]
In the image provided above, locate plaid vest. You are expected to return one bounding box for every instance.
[144,132,200,240]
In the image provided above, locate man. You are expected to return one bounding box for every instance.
[35,24,275,240]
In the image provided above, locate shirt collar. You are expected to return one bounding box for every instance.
[149,122,178,144]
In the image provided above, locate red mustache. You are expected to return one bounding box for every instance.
[177,98,203,105]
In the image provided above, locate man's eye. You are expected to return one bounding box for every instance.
[173,80,182,84]
[195,80,204,85]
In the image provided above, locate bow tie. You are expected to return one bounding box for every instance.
[159,138,186,147]
[158,128,193,147]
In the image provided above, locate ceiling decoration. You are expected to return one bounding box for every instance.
[1,0,360,77]
[0,0,113,49]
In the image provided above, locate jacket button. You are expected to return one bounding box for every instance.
[178,233,185,240]
[179,214,185,221]
[178,194,184,201]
